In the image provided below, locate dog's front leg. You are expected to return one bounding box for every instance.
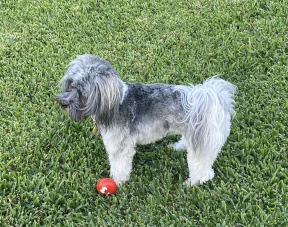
[102,132,136,186]
[108,147,136,186]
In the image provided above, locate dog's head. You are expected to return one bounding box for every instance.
[56,54,124,125]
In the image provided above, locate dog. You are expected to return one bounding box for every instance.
[56,54,236,186]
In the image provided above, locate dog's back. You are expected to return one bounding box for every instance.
[117,82,185,144]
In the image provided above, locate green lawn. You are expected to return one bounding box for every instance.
[1,0,288,226]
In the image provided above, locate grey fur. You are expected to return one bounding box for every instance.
[56,54,237,186]
[56,54,125,125]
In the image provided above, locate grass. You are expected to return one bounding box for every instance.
[0,0,288,226]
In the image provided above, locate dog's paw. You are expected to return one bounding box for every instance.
[183,178,199,186]
[184,169,215,186]
[112,179,125,187]
[199,168,215,184]
[111,175,129,186]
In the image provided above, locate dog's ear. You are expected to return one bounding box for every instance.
[83,68,123,121]
[71,56,125,126]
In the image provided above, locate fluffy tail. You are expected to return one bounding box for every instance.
[176,77,237,153]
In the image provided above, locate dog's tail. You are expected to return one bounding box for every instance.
[176,77,237,154]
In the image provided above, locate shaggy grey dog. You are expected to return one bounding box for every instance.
[56,54,236,186]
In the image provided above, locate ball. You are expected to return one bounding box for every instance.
[96,178,117,195]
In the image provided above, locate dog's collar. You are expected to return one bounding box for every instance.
[91,115,98,135]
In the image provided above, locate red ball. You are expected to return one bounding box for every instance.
[96,178,117,195]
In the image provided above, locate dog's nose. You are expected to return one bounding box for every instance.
[55,94,62,103]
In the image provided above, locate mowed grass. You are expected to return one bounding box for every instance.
[1,0,288,225]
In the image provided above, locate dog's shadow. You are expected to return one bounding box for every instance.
[132,136,189,184]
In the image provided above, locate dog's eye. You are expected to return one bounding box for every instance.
[61,104,68,109]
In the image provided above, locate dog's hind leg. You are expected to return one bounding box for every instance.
[185,111,233,186]
[171,135,188,151]
[184,147,216,186]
